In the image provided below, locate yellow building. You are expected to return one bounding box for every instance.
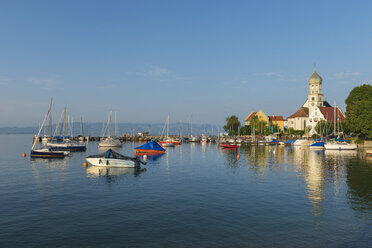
[268,115,284,132]
[245,110,284,131]
[244,109,269,125]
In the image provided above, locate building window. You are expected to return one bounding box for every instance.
[311,97,315,100]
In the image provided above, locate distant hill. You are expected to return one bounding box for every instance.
[0,122,220,136]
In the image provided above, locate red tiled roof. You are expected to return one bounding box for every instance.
[288,107,309,118]
[319,107,345,123]
[245,112,257,121]
[269,116,284,121]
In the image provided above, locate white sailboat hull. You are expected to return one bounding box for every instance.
[98,138,122,147]
[324,143,357,150]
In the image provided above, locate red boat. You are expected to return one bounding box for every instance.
[221,144,239,149]
[159,140,181,145]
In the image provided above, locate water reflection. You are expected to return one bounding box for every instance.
[86,166,144,179]
[346,154,372,213]
[221,148,239,168]
[237,145,363,217]
[29,157,70,208]
[304,150,325,216]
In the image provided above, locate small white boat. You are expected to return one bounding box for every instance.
[98,137,122,147]
[324,142,357,150]
[86,149,145,168]
[293,139,308,146]
[161,142,175,147]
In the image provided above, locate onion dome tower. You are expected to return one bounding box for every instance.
[307,66,324,107]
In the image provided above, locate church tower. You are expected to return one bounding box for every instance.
[307,68,324,107]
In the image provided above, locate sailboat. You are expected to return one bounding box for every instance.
[47,107,87,152]
[324,102,357,150]
[99,111,122,148]
[159,115,178,147]
[31,100,69,158]
[189,117,201,142]
[310,121,325,150]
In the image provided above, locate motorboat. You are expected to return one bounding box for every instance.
[86,149,145,168]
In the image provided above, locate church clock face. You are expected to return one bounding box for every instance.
[311,103,315,106]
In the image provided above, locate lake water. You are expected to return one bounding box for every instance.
[1,134,372,247]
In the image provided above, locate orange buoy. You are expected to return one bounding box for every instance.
[83,162,88,167]
[237,154,240,159]
[204,148,206,152]
[22,153,26,158]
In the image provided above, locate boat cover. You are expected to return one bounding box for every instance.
[310,142,325,147]
[135,141,165,151]
[284,139,296,144]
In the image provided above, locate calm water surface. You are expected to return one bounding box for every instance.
[1,134,372,247]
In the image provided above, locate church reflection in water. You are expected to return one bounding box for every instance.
[237,145,368,217]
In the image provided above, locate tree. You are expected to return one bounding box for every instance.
[223,115,241,136]
[345,84,372,139]
[240,125,251,135]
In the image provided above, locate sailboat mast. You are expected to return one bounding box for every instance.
[62,107,66,141]
[191,116,193,136]
[115,112,118,137]
[32,100,53,150]
[167,114,170,138]
[80,116,84,137]
[333,101,336,137]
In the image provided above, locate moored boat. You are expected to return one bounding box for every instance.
[221,144,239,149]
[324,142,357,150]
[31,148,68,158]
[30,99,69,159]
[99,137,122,147]
[134,141,166,155]
[310,141,325,150]
[86,149,145,168]
[293,139,309,146]
[47,140,86,152]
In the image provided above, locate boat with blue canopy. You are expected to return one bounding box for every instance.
[134,141,166,155]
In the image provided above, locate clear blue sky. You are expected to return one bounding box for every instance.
[1,0,371,126]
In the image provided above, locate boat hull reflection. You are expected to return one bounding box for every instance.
[86,166,145,177]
